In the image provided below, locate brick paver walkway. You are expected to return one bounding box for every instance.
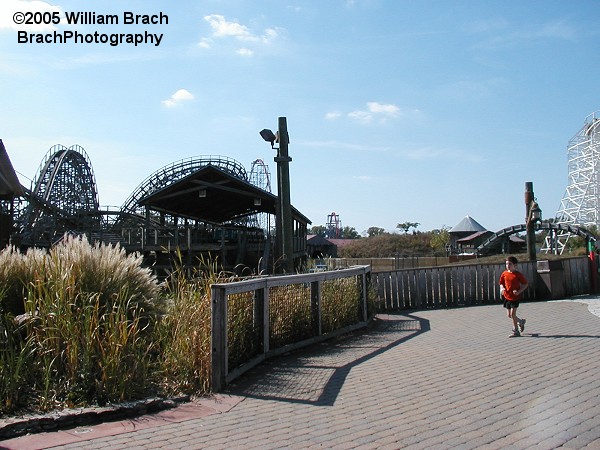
[4,297,600,449]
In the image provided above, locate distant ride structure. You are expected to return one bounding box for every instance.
[16,144,100,247]
[117,155,249,225]
[326,212,341,239]
[8,144,310,274]
[248,159,273,233]
[542,111,600,254]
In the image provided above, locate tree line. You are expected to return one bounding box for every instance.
[308,222,451,258]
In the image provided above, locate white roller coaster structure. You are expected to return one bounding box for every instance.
[542,111,600,254]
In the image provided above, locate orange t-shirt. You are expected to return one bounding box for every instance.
[499,270,527,301]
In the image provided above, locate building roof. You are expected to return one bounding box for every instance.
[450,215,487,233]
[138,164,311,225]
[0,139,24,199]
[456,230,492,243]
[326,238,356,249]
[306,234,335,247]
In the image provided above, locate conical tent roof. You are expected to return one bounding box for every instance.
[449,215,486,233]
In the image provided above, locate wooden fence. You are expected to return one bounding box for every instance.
[371,257,592,311]
[210,265,371,391]
[209,256,592,391]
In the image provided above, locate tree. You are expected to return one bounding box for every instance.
[308,225,327,237]
[397,222,420,234]
[430,226,450,252]
[341,226,360,239]
[365,227,386,238]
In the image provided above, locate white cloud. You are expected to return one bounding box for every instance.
[197,38,211,49]
[348,109,374,124]
[204,14,253,40]
[236,48,254,57]
[204,14,279,43]
[367,102,400,115]
[0,0,62,31]
[348,102,402,123]
[348,102,419,124]
[325,111,341,120]
[162,89,194,108]
[200,14,280,55]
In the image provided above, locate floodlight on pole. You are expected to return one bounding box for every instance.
[259,129,278,149]
[259,118,293,273]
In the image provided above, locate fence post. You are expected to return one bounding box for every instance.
[361,269,369,321]
[311,280,322,336]
[263,286,271,353]
[211,285,227,392]
[253,287,266,353]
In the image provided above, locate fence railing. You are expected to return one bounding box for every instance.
[371,257,592,311]
[210,256,592,391]
[210,265,371,391]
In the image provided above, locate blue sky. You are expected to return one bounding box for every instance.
[1,0,599,235]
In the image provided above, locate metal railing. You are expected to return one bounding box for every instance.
[210,265,371,391]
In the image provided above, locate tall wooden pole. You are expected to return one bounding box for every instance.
[525,181,536,261]
[275,117,294,273]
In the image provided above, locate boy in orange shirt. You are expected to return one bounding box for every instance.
[499,256,528,337]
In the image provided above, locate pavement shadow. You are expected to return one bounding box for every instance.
[225,313,429,406]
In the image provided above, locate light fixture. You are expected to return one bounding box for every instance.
[528,201,542,224]
[198,189,207,198]
[259,129,278,148]
[254,198,261,206]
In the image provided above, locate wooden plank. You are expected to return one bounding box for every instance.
[431,268,441,308]
[451,267,459,306]
[391,271,399,310]
[401,271,410,309]
[384,272,392,310]
[482,264,489,303]
[443,267,452,307]
[409,270,419,309]
[418,270,427,308]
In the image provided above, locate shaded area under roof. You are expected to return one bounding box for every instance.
[0,139,24,199]
[138,165,310,225]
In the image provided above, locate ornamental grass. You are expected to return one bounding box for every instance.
[0,235,162,412]
[0,237,372,416]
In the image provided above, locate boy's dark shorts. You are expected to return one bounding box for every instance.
[503,299,519,309]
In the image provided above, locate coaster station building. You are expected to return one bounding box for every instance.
[3,142,310,275]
